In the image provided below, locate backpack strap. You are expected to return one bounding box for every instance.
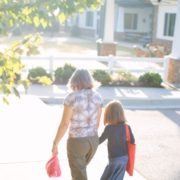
[125,124,131,142]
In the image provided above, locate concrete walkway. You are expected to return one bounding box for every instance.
[1,83,180,179]
[0,96,146,180]
[24,84,180,109]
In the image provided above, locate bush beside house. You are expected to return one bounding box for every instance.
[27,67,52,85]
[111,70,138,86]
[138,72,162,87]
[54,64,76,84]
[27,64,163,88]
[92,70,111,85]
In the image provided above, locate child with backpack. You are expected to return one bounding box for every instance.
[99,100,135,180]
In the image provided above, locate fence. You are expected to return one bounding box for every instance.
[21,55,167,80]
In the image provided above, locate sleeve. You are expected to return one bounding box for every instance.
[99,126,108,144]
[64,93,74,107]
[128,126,135,144]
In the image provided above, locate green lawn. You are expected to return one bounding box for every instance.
[0,35,134,56]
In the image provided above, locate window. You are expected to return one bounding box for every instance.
[163,13,176,37]
[86,11,94,27]
[124,13,138,30]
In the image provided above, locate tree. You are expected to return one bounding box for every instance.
[0,0,101,33]
[0,0,101,103]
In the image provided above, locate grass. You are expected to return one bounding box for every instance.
[116,45,135,56]
[42,40,96,54]
[0,35,134,56]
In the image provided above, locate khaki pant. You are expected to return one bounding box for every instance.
[67,135,99,180]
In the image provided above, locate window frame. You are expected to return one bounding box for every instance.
[163,13,176,37]
[124,13,138,30]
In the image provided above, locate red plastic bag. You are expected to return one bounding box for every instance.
[125,125,136,176]
[46,153,61,177]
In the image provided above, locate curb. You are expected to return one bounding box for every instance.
[40,96,180,109]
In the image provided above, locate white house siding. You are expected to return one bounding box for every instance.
[77,11,98,38]
[115,7,124,32]
[78,11,97,29]
[78,13,86,28]
[123,7,153,33]
[115,7,153,41]
[156,5,177,41]
[66,6,154,42]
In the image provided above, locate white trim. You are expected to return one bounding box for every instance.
[170,0,180,59]
[103,0,115,43]
[116,7,124,32]
[156,5,177,41]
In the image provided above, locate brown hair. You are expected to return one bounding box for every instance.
[104,100,127,125]
[68,69,94,90]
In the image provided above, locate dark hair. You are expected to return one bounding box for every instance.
[104,100,127,125]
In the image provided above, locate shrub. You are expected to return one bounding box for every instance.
[54,64,76,84]
[111,70,138,86]
[14,73,21,84]
[134,42,171,58]
[138,72,162,87]
[27,67,52,85]
[92,70,111,85]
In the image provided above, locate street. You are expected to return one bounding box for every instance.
[52,105,180,180]
[125,108,180,180]
[0,97,180,180]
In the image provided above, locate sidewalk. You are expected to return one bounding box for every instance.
[1,87,180,179]
[25,84,180,109]
[0,95,146,180]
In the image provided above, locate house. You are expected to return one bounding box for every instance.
[153,0,177,49]
[114,0,153,43]
[65,0,178,49]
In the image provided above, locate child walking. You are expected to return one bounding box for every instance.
[99,100,135,180]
